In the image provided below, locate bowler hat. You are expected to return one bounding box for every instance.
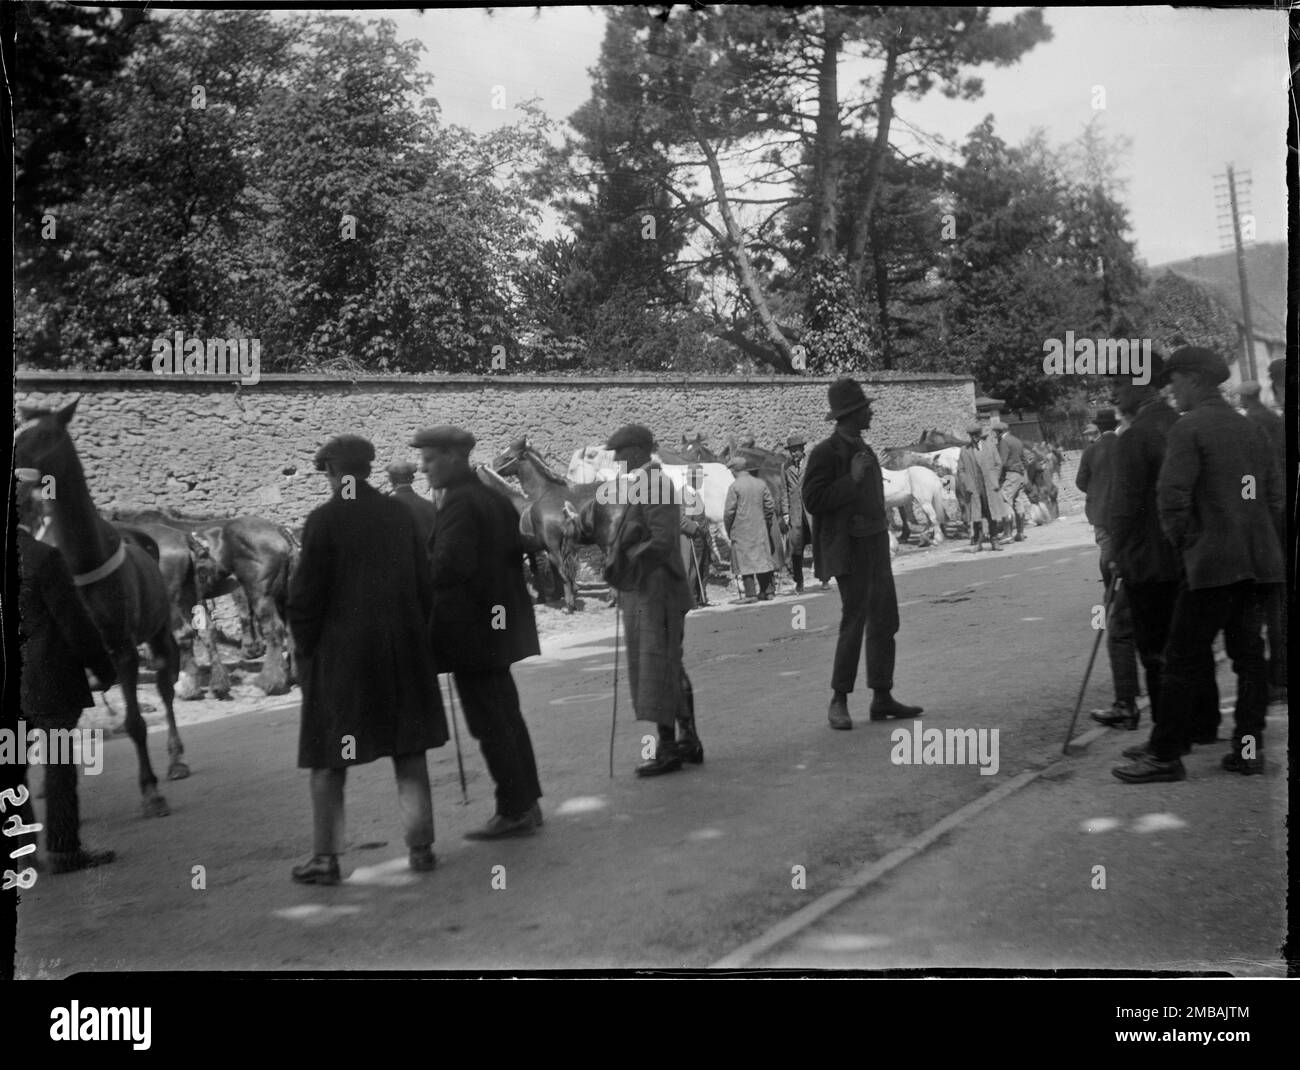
[786,433,807,449]
[1159,346,1229,386]
[1237,380,1262,398]
[410,426,476,452]
[385,460,418,483]
[606,423,655,452]
[314,434,375,472]
[826,378,874,421]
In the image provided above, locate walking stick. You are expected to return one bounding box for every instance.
[1062,575,1119,754]
[609,599,620,778]
[688,540,705,606]
[443,674,469,804]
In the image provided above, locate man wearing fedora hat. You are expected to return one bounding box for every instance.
[413,425,544,838]
[602,422,702,776]
[803,378,923,730]
[783,434,811,594]
[288,434,448,883]
[1113,347,1284,783]
[724,449,777,602]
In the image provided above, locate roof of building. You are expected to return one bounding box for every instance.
[1147,241,1285,343]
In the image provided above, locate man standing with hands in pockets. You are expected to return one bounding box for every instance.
[802,379,924,731]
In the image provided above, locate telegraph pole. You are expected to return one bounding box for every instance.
[1214,164,1256,381]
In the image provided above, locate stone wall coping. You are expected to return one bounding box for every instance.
[15,370,973,389]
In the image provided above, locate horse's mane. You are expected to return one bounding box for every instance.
[520,447,569,485]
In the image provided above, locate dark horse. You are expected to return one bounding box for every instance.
[492,437,599,613]
[15,401,186,817]
[475,463,559,604]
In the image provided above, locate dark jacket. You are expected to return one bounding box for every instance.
[997,431,1026,475]
[392,484,439,558]
[1108,398,1180,585]
[1075,431,1118,527]
[606,464,694,615]
[1244,400,1285,465]
[428,471,541,673]
[288,481,448,768]
[18,528,117,726]
[783,457,809,550]
[1157,395,1285,590]
[802,430,889,580]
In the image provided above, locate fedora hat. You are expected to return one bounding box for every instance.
[826,378,874,421]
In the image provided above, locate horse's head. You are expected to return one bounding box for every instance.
[14,399,81,481]
[492,436,529,477]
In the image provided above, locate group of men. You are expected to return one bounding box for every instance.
[956,420,1031,550]
[1075,348,1287,783]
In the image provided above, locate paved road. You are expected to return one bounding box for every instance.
[17,522,1152,972]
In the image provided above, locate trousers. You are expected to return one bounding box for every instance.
[621,585,689,729]
[1001,471,1029,520]
[1148,581,1267,762]
[1259,583,1287,690]
[1106,580,1140,704]
[1126,581,1219,741]
[452,669,543,819]
[310,752,434,855]
[831,531,900,693]
[43,763,81,855]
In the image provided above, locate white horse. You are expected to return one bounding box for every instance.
[881,465,948,544]
[566,446,734,527]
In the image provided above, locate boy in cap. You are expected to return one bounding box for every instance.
[802,379,923,730]
[724,450,777,602]
[413,425,545,837]
[288,434,448,883]
[604,422,703,775]
[1113,347,1284,782]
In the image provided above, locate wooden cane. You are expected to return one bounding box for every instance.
[609,601,620,778]
[1062,575,1119,754]
[443,674,469,804]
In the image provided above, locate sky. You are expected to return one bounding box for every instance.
[362,4,1288,268]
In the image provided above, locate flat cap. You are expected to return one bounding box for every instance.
[1082,423,1100,436]
[314,434,375,471]
[606,423,655,451]
[990,420,1009,431]
[964,422,983,436]
[410,426,476,452]
[1237,380,1262,398]
[786,433,807,448]
[385,460,418,483]
[1159,346,1229,386]
[728,453,758,472]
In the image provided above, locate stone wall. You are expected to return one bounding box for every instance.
[15,372,975,528]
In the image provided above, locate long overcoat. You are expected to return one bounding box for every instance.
[784,458,810,556]
[289,481,448,769]
[957,442,1009,522]
[428,471,541,673]
[724,471,775,576]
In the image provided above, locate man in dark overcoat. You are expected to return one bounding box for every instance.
[16,475,118,874]
[604,423,702,776]
[1114,347,1284,783]
[783,434,811,593]
[414,426,544,838]
[287,434,448,884]
[386,459,439,559]
[802,379,923,731]
[1238,380,1286,700]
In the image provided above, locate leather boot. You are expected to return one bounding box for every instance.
[636,740,684,777]
[828,693,852,730]
[291,854,340,885]
[676,672,704,764]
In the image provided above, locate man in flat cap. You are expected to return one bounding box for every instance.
[783,434,811,594]
[724,450,777,602]
[1114,347,1284,783]
[991,421,1030,541]
[413,426,544,837]
[604,422,702,775]
[1238,380,1287,699]
[386,460,439,562]
[802,379,923,730]
[288,434,448,883]
[957,423,1003,552]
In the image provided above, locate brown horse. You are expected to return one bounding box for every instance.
[15,401,185,817]
[492,437,597,613]
[474,463,559,603]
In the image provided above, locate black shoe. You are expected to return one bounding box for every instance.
[1092,701,1139,729]
[409,845,437,872]
[794,584,804,595]
[49,848,116,875]
[291,854,340,885]
[869,696,923,721]
[464,813,537,840]
[1112,754,1186,783]
[529,802,544,827]
[636,743,684,777]
[1221,752,1264,775]
[677,738,704,764]
[828,695,852,730]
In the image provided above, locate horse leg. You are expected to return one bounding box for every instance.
[175,607,204,701]
[235,588,264,660]
[203,601,233,699]
[252,592,290,696]
[117,650,170,817]
[150,628,189,780]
